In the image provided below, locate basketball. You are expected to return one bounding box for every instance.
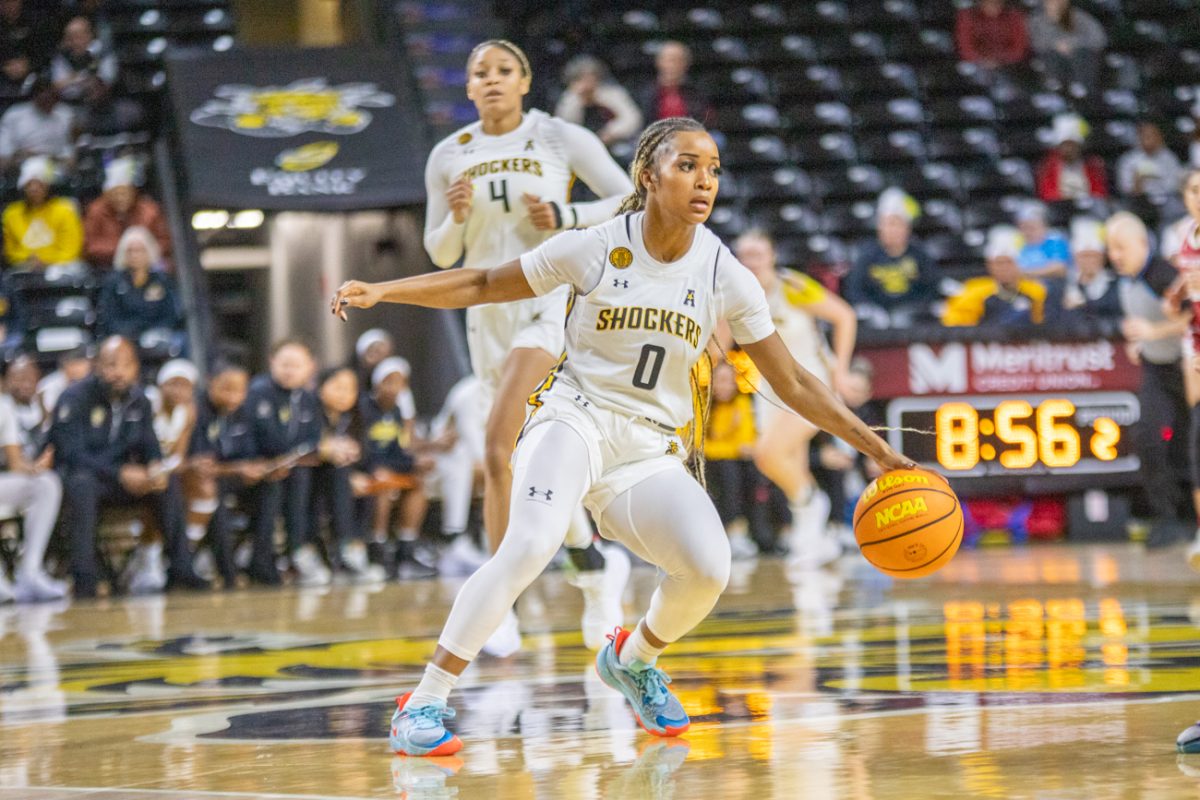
[853,468,962,579]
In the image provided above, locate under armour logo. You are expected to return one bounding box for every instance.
[524,139,535,151]
[528,486,553,502]
[613,279,629,288]
[573,393,590,407]
[683,289,696,307]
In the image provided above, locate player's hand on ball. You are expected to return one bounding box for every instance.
[876,450,917,473]
[522,193,560,230]
[447,177,473,224]
[331,281,383,320]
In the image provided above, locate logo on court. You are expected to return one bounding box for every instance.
[609,247,633,269]
[683,289,696,307]
[527,486,553,503]
[613,279,629,289]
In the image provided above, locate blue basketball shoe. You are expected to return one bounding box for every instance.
[389,692,463,757]
[595,627,690,737]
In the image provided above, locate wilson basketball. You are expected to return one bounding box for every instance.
[853,468,962,579]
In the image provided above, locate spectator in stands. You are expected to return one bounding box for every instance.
[1028,0,1107,92]
[38,344,90,412]
[638,41,713,127]
[1016,200,1071,279]
[955,0,1029,69]
[555,56,642,149]
[184,361,264,589]
[704,360,767,561]
[312,366,381,583]
[843,188,938,325]
[2,156,84,273]
[0,44,35,102]
[96,226,183,345]
[1118,121,1186,218]
[943,225,1047,327]
[51,16,136,135]
[1062,217,1121,320]
[84,156,172,270]
[245,339,324,586]
[52,336,208,598]
[0,362,64,602]
[0,77,74,170]
[1108,211,1194,545]
[0,0,56,72]
[361,356,434,580]
[1037,113,1109,202]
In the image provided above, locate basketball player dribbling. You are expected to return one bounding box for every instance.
[423,39,635,655]
[333,117,914,756]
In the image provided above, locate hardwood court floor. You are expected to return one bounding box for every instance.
[5,544,1200,799]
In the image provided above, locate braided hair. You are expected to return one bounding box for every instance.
[467,39,532,79]
[616,117,708,215]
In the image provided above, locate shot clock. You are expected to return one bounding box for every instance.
[886,392,1140,480]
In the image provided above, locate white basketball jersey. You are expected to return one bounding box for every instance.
[428,110,586,269]
[521,213,776,428]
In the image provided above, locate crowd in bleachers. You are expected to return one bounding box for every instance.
[0,326,485,602]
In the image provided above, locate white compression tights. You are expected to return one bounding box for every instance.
[438,420,730,661]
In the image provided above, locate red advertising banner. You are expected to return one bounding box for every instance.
[857,339,1141,400]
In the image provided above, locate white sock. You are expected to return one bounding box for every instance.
[372,529,387,544]
[186,523,206,543]
[409,663,459,707]
[398,527,418,542]
[618,623,664,668]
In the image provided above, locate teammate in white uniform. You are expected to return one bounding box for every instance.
[732,230,857,567]
[424,40,634,653]
[334,118,913,756]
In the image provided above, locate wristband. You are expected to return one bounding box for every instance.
[549,201,564,230]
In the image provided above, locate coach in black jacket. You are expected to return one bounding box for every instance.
[51,336,207,597]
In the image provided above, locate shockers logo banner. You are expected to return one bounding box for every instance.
[167,47,428,210]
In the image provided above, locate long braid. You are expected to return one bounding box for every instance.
[616,117,707,216]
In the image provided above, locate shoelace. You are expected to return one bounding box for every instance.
[401,703,456,730]
[631,665,673,708]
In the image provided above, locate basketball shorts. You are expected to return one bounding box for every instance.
[518,385,689,516]
[466,286,569,395]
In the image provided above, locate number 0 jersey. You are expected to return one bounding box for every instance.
[520,212,776,429]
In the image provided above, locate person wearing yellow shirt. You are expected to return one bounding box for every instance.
[704,361,768,560]
[943,225,1048,327]
[3,156,84,274]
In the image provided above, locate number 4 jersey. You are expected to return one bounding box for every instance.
[520,212,776,429]
[423,109,632,393]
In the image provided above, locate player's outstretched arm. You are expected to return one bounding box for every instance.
[331,260,536,319]
[741,332,914,472]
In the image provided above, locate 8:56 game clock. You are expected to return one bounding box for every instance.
[886,392,1140,482]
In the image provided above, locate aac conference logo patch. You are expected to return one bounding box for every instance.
[609,247,633,269]
[190,78,395,138]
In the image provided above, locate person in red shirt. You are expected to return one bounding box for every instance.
[1036,113,1109,201]
[956,0,1030,68]
[636,41,713,127]
[83,156,172,270]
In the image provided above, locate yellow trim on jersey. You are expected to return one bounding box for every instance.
[527,351,568,410]
[779,269,827,307]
